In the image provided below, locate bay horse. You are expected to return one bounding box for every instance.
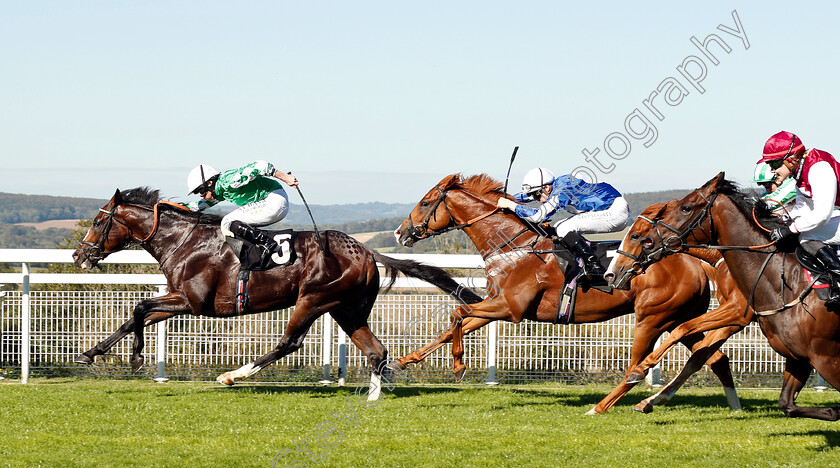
[607,172,840,420]
[392,173,741,414]
[72,187,481,397]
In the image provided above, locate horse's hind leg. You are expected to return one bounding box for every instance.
[216,305,325,386]
[779,358,840,421]
[393,317,491,370]
[75,312,175,365]
[331,290,390,401]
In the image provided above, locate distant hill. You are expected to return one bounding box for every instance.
[0,189,713,249]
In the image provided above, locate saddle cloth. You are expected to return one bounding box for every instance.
[552,239,619,324]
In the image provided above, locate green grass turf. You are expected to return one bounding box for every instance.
[1,379,839,467]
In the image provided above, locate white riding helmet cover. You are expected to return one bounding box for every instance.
[522,167,556,195]
[187,164,220,194]
[753,162,776,184]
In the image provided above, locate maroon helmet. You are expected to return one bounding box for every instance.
[756,131,805,164]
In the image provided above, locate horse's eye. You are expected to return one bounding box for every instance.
[420,201,430,208]
[630,233,640,240]
[681,205,693,213]
[93,219,101,227]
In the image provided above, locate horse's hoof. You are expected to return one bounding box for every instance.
[74,353,93,364]
[216,374,235,386]
[387,360,407,371]
[584,407,601,416]
[130,356,144,373]
[633,402,654,414]
[625,373,645,385]
[454,366,466,383]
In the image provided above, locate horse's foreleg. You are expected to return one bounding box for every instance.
[627,303,751,382]
[634,331,736,413]
[130,292,191,372]
[75,312,175,364]
[779,359,840,420]
[588,322,660,415]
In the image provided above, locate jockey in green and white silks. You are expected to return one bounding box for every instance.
[753,162,796,213]
[186,160,298,256]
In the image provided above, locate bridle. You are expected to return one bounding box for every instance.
[617,189,720,274]
[406,187,499,242]
[78,200,193,266]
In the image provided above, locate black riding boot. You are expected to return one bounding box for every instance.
[230,221,279,260]
[562,232,606,279]
[815,246,840,303]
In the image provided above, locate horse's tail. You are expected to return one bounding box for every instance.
[372,252,483,305]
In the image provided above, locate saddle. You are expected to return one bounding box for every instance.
[227,229,297,314]
[551,238,619,324]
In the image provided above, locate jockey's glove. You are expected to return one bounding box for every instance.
[497,197,518,211]
[770,226,794,242]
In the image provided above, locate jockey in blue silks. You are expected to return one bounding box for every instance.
[497,167,630,278]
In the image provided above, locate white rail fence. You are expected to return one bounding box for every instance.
[0,249,797,387]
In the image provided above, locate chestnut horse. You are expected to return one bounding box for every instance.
[393,174,741,413]
[606,204,754,413]
[72,187,481,397]
[608,172,840,420]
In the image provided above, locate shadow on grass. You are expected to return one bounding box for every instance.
[201,384,464,398]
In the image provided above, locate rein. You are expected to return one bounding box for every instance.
[406,186,546,261]
[617,187,814,317]
[79,200,195,265]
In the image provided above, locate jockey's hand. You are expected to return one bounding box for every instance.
[496,197,518,211]
[770,226,794,242]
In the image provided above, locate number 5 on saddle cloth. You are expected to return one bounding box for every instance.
[226,229,297,314]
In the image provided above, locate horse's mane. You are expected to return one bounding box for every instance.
[451,174,506,197]
[716,178,786,231]
[119,187,222,224]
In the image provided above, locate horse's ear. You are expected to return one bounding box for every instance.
[640,202,668,219]
[699,172,726,192]
[438,173,461,190]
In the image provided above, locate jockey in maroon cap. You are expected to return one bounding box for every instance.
[758,131,840,302]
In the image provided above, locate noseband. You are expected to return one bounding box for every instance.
[617,189,719,273]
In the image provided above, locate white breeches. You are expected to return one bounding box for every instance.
[798,210,840,245]
[554,197,630,238]
[220,189,290,237]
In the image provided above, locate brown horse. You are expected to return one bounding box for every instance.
[72,187,481,397]
[605,204,754,413]
[607,172,840,420]
[392,173,741,414]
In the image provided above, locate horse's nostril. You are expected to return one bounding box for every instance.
[604,272,615,281]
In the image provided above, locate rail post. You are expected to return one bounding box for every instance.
[153,286,169,383]
[485,320,499,385]
[337,327,347,387]
[646,335,664,388]
[319,315,333,384]
[21,263,30,384]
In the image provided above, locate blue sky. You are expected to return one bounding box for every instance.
[2,1,839,205]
